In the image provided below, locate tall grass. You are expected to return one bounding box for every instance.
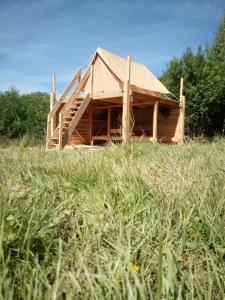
[0,139,224,299]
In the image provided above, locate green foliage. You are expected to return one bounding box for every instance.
[0,88,49,138]
[0,140,224,299]
[161,11,225,136]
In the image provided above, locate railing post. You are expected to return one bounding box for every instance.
[122,56,131,143]
[58,112,63,150]
[179,77,185,144]
[46,113,51,149]
[153,101,158,142]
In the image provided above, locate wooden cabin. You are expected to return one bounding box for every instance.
[46,48,185,149]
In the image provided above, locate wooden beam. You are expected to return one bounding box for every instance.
[46,113,51,149]
[49,69,81,119]
[98,55,123,89]
[122,56,131,143]
[179,77,184,100]
[93,90,123,100]
[58,112,63,150]
[63,66,91,113]
[133,93,178,107]
[50,92,56,135]
[152,101,158,142]
[179,78,185,144]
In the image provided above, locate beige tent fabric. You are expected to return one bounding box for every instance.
[97,48,170,94]
[84,55,121,95]
[84,47,170,95]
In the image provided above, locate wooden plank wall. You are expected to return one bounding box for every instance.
[67,104,180,145]
[132,107,153,136]
[157,106,180,142]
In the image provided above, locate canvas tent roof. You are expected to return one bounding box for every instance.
[92,48,170,94]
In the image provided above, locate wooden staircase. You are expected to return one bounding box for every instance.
[46,65,92,150]
[47,94,91,149]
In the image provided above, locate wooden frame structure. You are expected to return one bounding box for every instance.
[46,48,185,149]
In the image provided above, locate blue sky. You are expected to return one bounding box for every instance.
[0,0,224,94]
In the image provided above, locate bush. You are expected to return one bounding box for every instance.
[0,88,49,139]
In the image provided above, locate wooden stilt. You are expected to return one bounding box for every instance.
[122,56,131,143]
[153,101,158,142]
[46,113,51,149]
[179,77,185,144]
[58,112,63,150]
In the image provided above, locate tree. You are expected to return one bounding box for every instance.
[0,89,49,138]
[160,10,225,136]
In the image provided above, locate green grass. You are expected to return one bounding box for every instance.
[0,139,224,299]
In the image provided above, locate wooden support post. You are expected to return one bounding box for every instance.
[90,64,94,99]
[153,101,158,142]
[179,77,185,144]
[46,113,51,149]
[107,107,111,139]
[122,56,131,143]
[58,112,63,150]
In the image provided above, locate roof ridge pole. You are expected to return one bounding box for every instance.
[122,56,131,143]
[179,77,185,144]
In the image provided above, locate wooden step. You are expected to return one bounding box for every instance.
[63,120,71,125]
[51,143,59,147]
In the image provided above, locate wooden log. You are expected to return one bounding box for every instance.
[179,95,185,144]
[50,92,56,135]
[58,112,63,150]
[49,69,81,119]
[153,101,158,142]
[46,113,51,149]
[179,77,185,144]
[122,56,131,143]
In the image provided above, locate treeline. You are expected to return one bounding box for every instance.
[0,90,49,138]
[161,11,225,136]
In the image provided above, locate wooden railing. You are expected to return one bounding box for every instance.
[49,69,81,120]
[63,65,91,114]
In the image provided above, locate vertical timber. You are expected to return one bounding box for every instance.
[179,77,185,144]
[58,112,63,150]
[153,101,159,142]
[122,56,131,143]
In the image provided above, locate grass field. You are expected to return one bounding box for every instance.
[0,139,224,299]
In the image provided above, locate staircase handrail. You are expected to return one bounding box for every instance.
[49,68,81,119]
